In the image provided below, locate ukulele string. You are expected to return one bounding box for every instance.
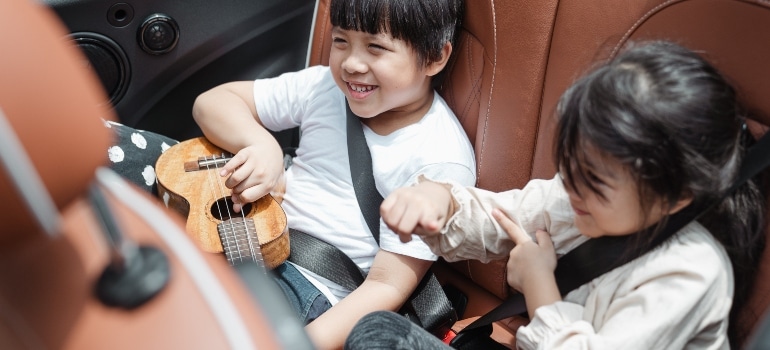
[211,153,259,266]
[225,164,260,267]
[204,154,243,264]
[236,190,260,267]
[229,167,259,266]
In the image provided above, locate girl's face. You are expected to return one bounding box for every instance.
[562,148,673,238]
[329,27,445,125]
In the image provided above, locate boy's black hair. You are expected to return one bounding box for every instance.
[555,40,766,348]
[329,0,464,69]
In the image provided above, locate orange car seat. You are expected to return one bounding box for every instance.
[308,0,770,348]
[0,1,312,349]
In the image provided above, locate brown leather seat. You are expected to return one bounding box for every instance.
[308,0,770,347]
[0,1,310,349]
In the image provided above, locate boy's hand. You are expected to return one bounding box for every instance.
[492,209,556,293]
[380,181,454,243]
[219,144,285,212]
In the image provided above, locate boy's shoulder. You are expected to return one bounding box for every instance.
[429,91,455,117]
[301,64,331,76]
[420,91,464,131]
[293,65,338,94]
[271,65,334,86]
[262,65,338,103]
[297,65,333,82]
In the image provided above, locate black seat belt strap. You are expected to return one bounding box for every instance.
[346,102,383,243]
[287,228,364,291]
[344,101,456,335]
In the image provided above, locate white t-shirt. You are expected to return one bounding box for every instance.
[253,65,476,302]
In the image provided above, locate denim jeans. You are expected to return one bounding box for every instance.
[272,262,332,325]
[344,311,452,350]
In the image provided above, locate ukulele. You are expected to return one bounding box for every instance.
[155,137,289,269]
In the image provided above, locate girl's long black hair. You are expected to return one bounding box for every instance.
[555,40,766,347]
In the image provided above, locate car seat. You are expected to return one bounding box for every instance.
[307,0,770,348]
[0,1,312,349]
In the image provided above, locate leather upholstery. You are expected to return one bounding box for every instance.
[0,1,304,349]
[0,1,112,244]
[308,0,770,347]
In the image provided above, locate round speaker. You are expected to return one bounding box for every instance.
[70,32,130,105]
[137,14,179,55]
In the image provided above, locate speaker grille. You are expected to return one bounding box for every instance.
[71,32,129,105]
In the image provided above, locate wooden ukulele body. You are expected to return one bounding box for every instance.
[155,137,289,269]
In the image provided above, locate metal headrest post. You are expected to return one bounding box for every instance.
[0,107,61,237]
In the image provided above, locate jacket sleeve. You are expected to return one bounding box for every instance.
[420,175,589,262]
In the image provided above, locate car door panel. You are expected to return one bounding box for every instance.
[44,0,316,141]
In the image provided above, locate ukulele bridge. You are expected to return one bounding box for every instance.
[184,153,233,172]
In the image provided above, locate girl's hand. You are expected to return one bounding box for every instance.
[492,209,557,293]
[380,181,454,243]
[219,144,285,212]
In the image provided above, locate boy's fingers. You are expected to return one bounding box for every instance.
[492,208,530,245]
[239,185,268,204]
[380,194,396,213]
[220,153,245,176]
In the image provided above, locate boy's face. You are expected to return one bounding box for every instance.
[329,27,437,120]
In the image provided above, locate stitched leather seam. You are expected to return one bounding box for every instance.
[460,36,484,122]
[478,0,497,187]
[610,0,683,57]
[319,2,330,64]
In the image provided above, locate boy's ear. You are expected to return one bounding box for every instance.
[426,42,453,77]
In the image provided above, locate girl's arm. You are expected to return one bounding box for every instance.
[492,209,561,318]
[416,176,587,262]
[304,250,432,350]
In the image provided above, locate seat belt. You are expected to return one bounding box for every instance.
[287,100,457,337]
[449,128,770,348]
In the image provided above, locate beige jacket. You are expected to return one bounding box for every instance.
[421,176,732,349]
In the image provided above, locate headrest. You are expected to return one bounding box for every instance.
[0,0,114,244]
[620,0,770,127]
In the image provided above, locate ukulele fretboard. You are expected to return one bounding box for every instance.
[217,217,265,269]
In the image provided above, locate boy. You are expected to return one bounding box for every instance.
[192,0,472,348]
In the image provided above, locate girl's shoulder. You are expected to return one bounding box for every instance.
[625,222,732,287]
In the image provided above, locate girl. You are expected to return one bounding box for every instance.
[346,41,766,349]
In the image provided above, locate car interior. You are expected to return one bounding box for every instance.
[0,1,313,349]
[2,0,770,349]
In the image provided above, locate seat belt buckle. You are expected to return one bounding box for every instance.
[441,328,457,344]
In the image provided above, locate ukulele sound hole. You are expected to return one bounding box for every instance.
[210,197,253,221]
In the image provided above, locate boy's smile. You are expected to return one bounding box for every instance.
[346,81,378,99]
